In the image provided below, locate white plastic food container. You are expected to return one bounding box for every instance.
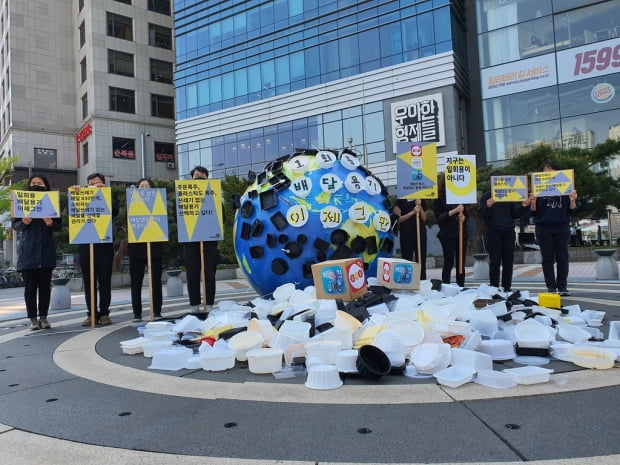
[246,347,284,374]
[569,346,616,369]
[142,340,173,358]
[475,370,517,389]
[148,346,193,371]
[434,365,476,388]
[228,330,264,361]
[199,348,236,372]
[502,366,553,385]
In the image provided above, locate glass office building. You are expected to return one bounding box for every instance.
[174,0,474,186]
[477,0,620,163]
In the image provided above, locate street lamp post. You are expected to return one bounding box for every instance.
[140,132,149,178]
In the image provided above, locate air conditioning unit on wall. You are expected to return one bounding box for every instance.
[166,162,175,169]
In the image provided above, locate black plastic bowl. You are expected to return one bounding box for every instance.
[356,345,391,380]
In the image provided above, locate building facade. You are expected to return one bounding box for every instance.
[0,0,177,188]
[174,0,481,188]
[477,0,620,163]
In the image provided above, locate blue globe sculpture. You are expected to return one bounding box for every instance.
[233,149,396,296]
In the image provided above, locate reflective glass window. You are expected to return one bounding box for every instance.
[109,87,135,113]
[222,72,234,101]
[434,7,451,43]
[417,12,434,47]
[210,76,222,103]
[476,0,552,33]
[554,2,620,51]
[319,41,339,74]
[561,110,620,150]
[152,59,173,84]
[261,60,276,97]
[107,12,133,41]
[380,22,403,58]
[149,23,172,49]
[275,56,290,86]
[479,16,554,68]
[108,49,134,77]
[151,94,174,119]
[484,120,561,162]
[358,29,381,65]
[402,16,418,53]
[483,87,560,131]
[364,111,384,143]
[559,75,620,118]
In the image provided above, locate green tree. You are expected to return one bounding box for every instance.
[0,156,24,241]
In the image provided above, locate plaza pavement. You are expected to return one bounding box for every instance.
[0,260,619,465]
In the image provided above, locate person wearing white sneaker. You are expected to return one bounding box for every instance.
[11,175,61,331]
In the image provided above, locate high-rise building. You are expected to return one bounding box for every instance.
[477,0,620,164]
[0,0,176,188]
[174,0,483,188]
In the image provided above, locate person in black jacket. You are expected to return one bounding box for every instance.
[477,171,531,292]
[530,161,578,295]
[128,178,163,321]
[434,176,468,287]
[393,199,428,280]
[74,173,119,326]
[11,174,62,330]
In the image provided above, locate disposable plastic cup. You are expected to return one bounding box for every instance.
[304,340,342,366]
[336,349,359,373]
[305,364,343,390]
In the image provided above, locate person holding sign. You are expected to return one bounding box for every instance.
[478,171,531,292]
[128,178,163,321]
[434,176,468,287]
[11,175,61,330]
[74,173,118,326]
[530,161,578,296]
[393,199,428,280]
[184,166,218,312]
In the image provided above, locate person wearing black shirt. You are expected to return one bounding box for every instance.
[434,177,468,287]
[530,161,578,295]
[477,171,531,292]
[128,178,163,321]
[75,173,119,326]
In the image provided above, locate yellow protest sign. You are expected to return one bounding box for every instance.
[491,175,528,201]
[68,187,113,244]
[175,179,224,242]
[11,190,60,218]
[531,169,574,197]
[126,187,169,243]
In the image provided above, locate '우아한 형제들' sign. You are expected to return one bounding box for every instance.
[126,187,169,243]
[68,187,113,244]
[175,179,224,242]
[530,169,574,197]
[391,93,445,153]
[444,155,477,205]
[491,175,528,202]
[11,190,60,218]
[396,141,438,200]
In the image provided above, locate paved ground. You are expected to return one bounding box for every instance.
[0,261,619,465]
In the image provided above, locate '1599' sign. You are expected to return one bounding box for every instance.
[557,37,620,84]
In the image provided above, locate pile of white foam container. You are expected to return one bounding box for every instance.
[120,280,620,389]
